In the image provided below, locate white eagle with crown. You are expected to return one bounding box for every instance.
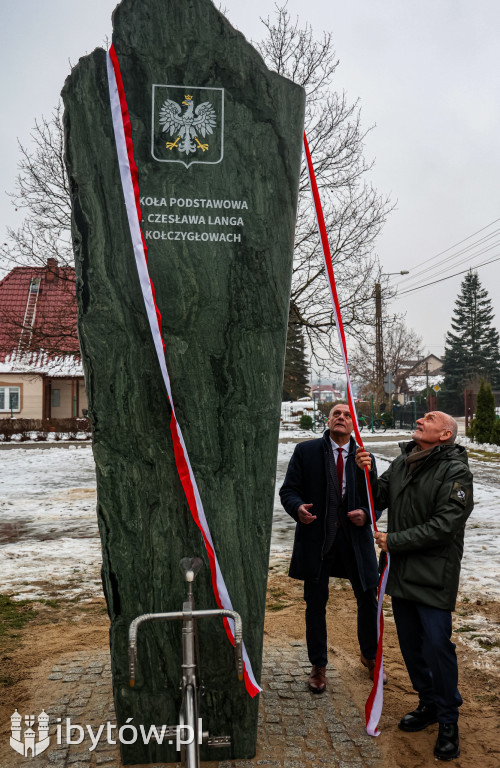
[159,94,216,156]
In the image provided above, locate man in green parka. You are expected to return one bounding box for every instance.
[355,411,473,762]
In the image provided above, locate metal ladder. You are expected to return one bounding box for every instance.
[17,277,41,354]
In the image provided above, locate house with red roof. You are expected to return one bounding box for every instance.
[0,258,87,419]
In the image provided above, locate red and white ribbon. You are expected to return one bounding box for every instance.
[107,45,261,698]
[303,132,389,735]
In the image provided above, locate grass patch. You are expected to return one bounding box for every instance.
[0,594,36,636]
[0,594,38,685]
[268,587,286,599]
[467,449,500,463]
[267,602,289,612]
[38,598,61,609]
[455,625,477,633]
[266,586,290,612]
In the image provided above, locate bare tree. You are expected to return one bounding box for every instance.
[1,6,393,366]
[350,317,423,396]
[0,103,73,274]
[257,5,393,364]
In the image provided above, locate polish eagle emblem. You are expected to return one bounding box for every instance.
[159,94,217,156]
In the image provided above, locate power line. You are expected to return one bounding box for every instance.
[396,216,500,284]
[396,229,500,288]
[397,238,500,290]
[398,253,500,296]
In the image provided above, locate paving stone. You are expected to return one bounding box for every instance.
[63,674,81,682]
[330,731,352,743]
[46,705,67,716]
[48,672,64,680]
[325,723,345,734]
[65,763,91,768]
[266,725,284,735]
[290,683,308,692]
[265,714,280,723]
[263,701,280,711]
[233,761,256,767]
[268,735,287,747]
[48,750,69,763]
[285,747,302,757]
[66,708,85,717]
[305,739,329,749]
[77,687,92,699]
[68,753,91,764]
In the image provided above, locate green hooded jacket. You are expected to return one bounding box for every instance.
[363,441,473,611]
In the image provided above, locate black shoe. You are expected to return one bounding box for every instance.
[434,723,460,761]
[398,701,438,732]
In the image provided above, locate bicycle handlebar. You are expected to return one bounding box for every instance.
[128,608,243,686]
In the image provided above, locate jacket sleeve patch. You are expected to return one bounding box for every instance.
[450,481,468,507]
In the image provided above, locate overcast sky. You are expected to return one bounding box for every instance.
[1,0,499,363]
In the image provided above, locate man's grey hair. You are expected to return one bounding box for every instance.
[443,414,458,443]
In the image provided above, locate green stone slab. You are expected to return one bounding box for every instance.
[62,0,304,762]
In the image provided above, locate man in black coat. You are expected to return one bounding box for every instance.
[280,402,381,694]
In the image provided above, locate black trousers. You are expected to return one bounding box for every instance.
[303,527,378,667]
[392,596,462,723]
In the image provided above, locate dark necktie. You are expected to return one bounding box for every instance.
[337,448,344,495]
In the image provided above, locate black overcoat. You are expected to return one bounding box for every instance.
[279,432,380,588]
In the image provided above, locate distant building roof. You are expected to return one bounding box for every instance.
[406,374,444,390]
[311,384,335,391]
[0,260,80,372]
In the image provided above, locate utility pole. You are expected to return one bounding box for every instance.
[425,361,430,410]
[375,282,384,404]
[374,271,409,406]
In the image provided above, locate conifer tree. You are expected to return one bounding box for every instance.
[442,271,500,414]
[470,379,495,444]
[282,309,309,401]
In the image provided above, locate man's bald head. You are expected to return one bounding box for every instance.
[412,411,458,449]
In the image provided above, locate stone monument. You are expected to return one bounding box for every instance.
[62,0,304,762]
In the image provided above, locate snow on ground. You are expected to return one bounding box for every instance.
[1,435,499,607]
[0,446,101,601]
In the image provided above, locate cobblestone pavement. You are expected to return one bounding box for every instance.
[17,640,381,768]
